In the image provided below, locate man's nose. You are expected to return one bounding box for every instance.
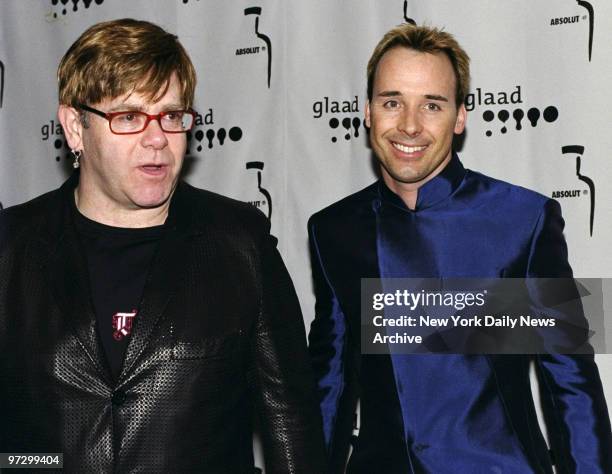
[398,107,422,137]
[141,117,169,149]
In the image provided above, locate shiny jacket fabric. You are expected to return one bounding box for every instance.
[308,155,612,473]
[0,175,326,474]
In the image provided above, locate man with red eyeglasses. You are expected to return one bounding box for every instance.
[0,18,325,473]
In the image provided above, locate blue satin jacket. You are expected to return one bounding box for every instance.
[307,155,612,474]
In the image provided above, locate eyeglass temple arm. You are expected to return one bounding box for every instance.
[76,103,108,119]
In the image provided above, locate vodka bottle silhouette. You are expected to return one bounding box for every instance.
[246,161,272,219]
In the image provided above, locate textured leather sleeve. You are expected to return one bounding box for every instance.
[528,199,612,473]
[248,222,328,474]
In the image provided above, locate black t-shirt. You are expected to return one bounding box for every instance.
[71,199,165,381]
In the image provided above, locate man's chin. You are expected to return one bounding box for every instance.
[382,166,426,186]
[131,181,179,209]
[131,192,173,210]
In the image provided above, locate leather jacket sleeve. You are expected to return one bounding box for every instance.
[248,226,328,474]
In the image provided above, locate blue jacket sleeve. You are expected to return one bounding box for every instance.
[528,199,612,473]
[307,217,348,447]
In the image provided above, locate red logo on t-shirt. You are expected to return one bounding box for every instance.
[112,310,137,341]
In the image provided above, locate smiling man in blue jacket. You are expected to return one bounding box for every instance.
[307,23,612,474]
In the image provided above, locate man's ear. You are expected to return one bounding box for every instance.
[454,103,467,135]
[365,100,371,128]
[57,105,85,151]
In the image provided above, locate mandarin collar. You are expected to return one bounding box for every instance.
[377,153,467,212]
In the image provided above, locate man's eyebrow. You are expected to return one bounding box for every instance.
[376,91,402,98]
[107,103,142,113]
[424,94,448,102]
[159,103,185,111]
[107,103,185,113]
[374,92,449,102]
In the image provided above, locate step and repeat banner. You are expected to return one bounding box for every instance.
[1,0,611,468]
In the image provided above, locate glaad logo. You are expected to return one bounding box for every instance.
[549,1,594,61]
[557,145,595,236]
[240,7,272,88]
[403,0,416,25]
[464,86,559,137]
[42,118,70,163]
[313,96,364,143]
[0,59,4,108]
[246,161,272,219]
[49,0,104,19]
[186,109,243,155]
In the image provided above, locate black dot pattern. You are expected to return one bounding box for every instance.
[482,106,559,137]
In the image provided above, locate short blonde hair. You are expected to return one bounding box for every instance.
[58,18,196,108]
[367,24,470,108]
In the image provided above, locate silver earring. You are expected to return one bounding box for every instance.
[71,149,82,169]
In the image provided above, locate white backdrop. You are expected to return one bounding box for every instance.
[1,1,611,470]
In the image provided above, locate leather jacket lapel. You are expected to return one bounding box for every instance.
[118,226,190,381]
[118,183,202,383]
[44,192,113,385]
[40,179,203,386]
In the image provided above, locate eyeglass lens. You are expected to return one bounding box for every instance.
[110,111,193,133]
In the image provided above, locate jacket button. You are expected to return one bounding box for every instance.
[111,391,126,406]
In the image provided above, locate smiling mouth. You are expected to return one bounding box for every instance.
[392,142,428,154]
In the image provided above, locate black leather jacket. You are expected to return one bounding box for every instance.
[0,175,327,473]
